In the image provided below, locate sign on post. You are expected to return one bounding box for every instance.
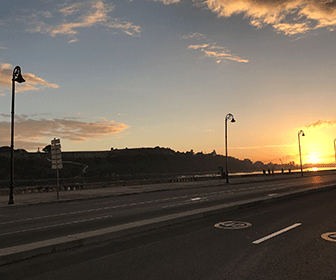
[51,138,62,199]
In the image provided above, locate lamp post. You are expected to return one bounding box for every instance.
[334,138,336,163]
[8,66,25,205]
[225,113,236,183]
[298,130,305,177]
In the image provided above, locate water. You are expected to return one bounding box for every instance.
[177,166,336,179]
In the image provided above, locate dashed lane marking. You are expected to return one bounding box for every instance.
[252,223,302,244]
[267,193,278,197]
[0,182,313,226]
[0,196,196,226]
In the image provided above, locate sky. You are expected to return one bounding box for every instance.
[0,0,336,165]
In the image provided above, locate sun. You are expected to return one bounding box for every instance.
[305,152,321,164]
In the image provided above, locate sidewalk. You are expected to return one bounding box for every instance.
[0,173,327,207]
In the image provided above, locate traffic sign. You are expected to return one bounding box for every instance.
[51,138,62,200]
[51,138,62,170]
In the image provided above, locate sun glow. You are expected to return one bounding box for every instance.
[305,152,321,164]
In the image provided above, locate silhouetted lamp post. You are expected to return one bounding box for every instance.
[298,130,305,177]
[334,138,336,163]
[225,113,236,183]
[8,66,25,205]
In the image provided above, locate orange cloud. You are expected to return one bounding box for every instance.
[306,120,336,128]
[0,63,58,93]
[27,0,141,43]
[0,115,129,149]
[204,0,336,35]
[188,43,249,63]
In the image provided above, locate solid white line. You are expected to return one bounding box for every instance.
[252,223,302,244]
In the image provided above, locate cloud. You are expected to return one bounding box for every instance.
[0,115,129,150]
[153,0,181,5]
[59,3,83,16]
[0,63,59,93]
[68,38,79,44]
[188,43,249,63]
[306,120,336,128]
[182,32,206,40]
[26,0,141,42]
[204,0,336,35]
[231,144,295,150]
[183,32,248,63]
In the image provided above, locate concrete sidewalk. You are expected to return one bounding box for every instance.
[0,173,328,207]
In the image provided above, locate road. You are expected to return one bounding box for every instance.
[1,174,336,279]
[0,174,335,249]
[1,185,336,279]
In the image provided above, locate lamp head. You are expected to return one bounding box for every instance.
[15,73,25,83]
[226,113,236,123]
[302,132,305,137]
[13,66,25,83]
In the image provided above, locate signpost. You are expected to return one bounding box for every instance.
[51,138,62,200]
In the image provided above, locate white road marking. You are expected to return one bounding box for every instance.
[252,223,302,244]
[0,181,313,226]
[161,199,207,209]
[191,197,201,201]
[0,203,261,261]
[267,193,278,197]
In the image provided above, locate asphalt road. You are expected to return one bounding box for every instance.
[0,174,336,249]
[1,185,336,280]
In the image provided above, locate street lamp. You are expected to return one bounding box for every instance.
[298,130,305,177]
[334,138,336,163]
[225,113,236,183]
[8,66,25,205]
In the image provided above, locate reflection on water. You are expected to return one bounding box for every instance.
[232,166,336,176]
[177,166,336,179]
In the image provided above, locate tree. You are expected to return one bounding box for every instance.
[42,145,51,153]
[210,150,217,156]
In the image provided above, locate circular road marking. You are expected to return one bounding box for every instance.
[321,232,336,242]
[214,221,252,230]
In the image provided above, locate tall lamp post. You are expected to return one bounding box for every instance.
[334,138,336,163]
[298,130,305,177]
[225,113,236,183]
[8,66,25,205]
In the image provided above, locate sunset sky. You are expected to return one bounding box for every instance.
[0,0,336,164]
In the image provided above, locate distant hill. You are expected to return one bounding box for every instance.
[0,146,296,183]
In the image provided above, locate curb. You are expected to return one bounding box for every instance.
[1,182,336,266]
